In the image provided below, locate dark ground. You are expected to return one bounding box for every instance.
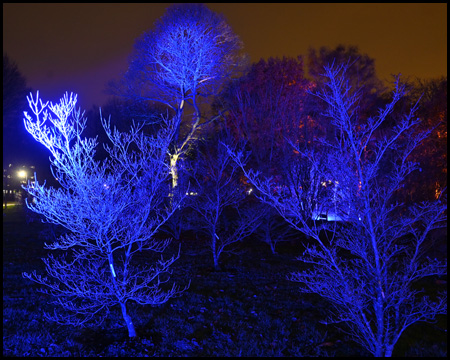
[3,205,447,357]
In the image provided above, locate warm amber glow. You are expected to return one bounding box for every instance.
[17,170,27,179]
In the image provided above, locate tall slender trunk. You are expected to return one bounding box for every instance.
[264,222,276,254]
[170,154,179,191]
[107,253,137,338]
[212,231,220,271]
[120,302,137,338]
[213,253,220,271]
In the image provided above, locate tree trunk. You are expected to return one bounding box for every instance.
[170,154,179,191]
[212,234,220,271]
[264,224,276,254]
[213,255,220,271]
[384,344,394,357]
[120,302,137,338]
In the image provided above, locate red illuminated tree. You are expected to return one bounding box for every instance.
[400,77,447,203]
[217,57,325,252]
[219,56,317,179]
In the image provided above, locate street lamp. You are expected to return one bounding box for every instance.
[18,169,27,183]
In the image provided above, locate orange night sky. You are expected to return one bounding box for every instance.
[3,3,447,110]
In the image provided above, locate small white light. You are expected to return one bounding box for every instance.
[110,263,116,277]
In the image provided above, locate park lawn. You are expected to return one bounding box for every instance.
[3,205,446,357]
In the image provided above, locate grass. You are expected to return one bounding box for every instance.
[3,205,447,357]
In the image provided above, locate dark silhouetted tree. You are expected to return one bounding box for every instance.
[218,56,326,252]
[253,206,297,254]
[188,132,262,270]
[228,63,447,357]
[3,54,28,132]
[22,91,186,338]
[401,77,447,203]
[3,54,34,164]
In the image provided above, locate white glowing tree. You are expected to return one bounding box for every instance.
[228,64,447,356]
[22,91,186,338]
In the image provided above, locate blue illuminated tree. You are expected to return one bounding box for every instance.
[110,3,243,191]
[22,91,186,338]
[307,44,386,123]
[228,63,447,356]
[188,136,263,270]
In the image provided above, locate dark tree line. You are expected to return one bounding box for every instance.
[3,54,55,189]
[3,54,33,165]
